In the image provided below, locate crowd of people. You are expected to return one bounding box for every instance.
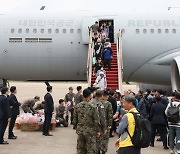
[0,84,180,154]
[90,21,114,90]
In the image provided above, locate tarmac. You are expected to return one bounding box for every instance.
[1,81,170,154]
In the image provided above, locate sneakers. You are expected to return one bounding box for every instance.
[175,151,180,154]
[170,150,175,154]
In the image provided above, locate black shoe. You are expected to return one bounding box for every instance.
[0,141,9,144]
[164,146,169,150]
[8,136,17,140]
[150,144,154,147]
[109,134,114,138]
[44,133,53,136]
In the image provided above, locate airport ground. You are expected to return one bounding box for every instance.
[1,81,169,154]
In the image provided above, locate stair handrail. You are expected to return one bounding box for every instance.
[87,28,94,87]
[116,29,123,93]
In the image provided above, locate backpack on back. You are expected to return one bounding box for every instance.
[126,112,151,148]
[167,102,180,123]
[104,49,112,60]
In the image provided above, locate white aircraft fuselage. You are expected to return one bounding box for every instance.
[0,10,179,89]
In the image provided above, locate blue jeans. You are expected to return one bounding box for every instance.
[169,126,180,150]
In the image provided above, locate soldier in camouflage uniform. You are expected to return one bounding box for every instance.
[73,89,101,154]
[100,91,113,154]
[22,96,40,114]
[64,87,75,124]
[74,86,84,106]
[56,99,68,127]
[91,90,107,154]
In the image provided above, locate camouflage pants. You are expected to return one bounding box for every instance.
[77,134,96,154]
[100,130,110,153]
[96,130,110,153]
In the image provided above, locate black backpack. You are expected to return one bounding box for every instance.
[126,112,151,148]
[167,102,180,123]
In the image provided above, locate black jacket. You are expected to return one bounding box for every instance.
[150,102,167,125]
[8,94,21,116]
[108,96,117,114]
[44,93,54,114]
[0,95,10,120]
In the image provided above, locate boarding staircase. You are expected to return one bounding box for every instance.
[87,29,123,92]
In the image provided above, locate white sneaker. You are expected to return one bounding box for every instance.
[175,151,180,154]
[171,150,175,154]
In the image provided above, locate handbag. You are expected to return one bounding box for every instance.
[96,45,101,55]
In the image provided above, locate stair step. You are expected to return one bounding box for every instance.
[106,81,118,84]
[104,68,118,71]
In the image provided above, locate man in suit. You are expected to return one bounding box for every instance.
[8,86,21,139]
[43,86,54,136]
[0,87,10,144]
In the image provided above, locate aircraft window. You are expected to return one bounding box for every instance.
[25,38,38,43]
[39,38,52,43]
[9,38,22,43]
[55,29,59,33]
[172,29,176,33]
[63,29,66,33]
[136,29,140,34]
[77,29,81,33]
[18,29,22,33]
[33,29,37,33]
[143,29,147,34]
[26,29,30,33]
[158,29,162,34]
[70,29,74,33]
[48,29,52,33]
[11,29,15,33]
[150,29,154,33]
[41,29,44,33]
[165,29,169,33]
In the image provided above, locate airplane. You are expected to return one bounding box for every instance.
[0,8,179,92]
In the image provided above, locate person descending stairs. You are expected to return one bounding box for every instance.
[91,43,119,90]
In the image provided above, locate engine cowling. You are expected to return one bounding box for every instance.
[171,56,180,91]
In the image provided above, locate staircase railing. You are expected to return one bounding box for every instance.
[87,29,94,87]
[116,29,123,93]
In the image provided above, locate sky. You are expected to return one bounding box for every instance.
[0,0,180,12]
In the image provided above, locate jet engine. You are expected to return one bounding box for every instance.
[171,56,180,91]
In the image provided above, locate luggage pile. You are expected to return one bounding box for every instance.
[16,112,56,131]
